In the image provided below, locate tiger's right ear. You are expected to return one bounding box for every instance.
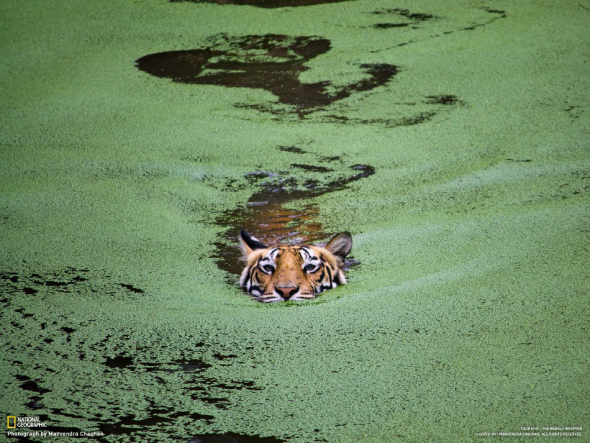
[324,231,353,260]
[239,230,268,255]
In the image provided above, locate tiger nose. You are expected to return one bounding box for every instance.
[276,286,299,300]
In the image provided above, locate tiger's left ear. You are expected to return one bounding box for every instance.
[324,232,352,259]
[239,230,267,255]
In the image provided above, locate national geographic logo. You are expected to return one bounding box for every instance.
[6,416,46,428]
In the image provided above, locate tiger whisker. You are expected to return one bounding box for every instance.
[255,294,281,303]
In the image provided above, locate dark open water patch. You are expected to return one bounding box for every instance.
[483,6,506,17]
[0,268,145,301]
[171,0,348,6]
[95,399,215,438]
[120,283,144,293]
[278,145,307,154]
[143,357,212,373]
[370,8,435,29]
[291,163,334,173]
[15,376,52,411]
[212,154,374,276]
[370,8,435,21]
[373,23,410,29]
[104,355,135,369]
[316,110,439,127]
[136,34,397,116]
[426,94,460,105]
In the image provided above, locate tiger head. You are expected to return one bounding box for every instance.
[239,230,353,302]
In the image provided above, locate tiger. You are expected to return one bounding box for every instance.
[238,230,353,302]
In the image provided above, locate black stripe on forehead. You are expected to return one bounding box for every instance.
[300,246,320,261]
[299,247,311,260]
[259,248,279,263]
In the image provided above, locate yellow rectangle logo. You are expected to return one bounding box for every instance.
[7,416,16,429]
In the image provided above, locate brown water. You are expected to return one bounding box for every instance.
[213,161,374,276]
[170,0,349,8]
[136,34,397,116]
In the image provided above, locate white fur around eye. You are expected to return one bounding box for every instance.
[258,251,277,274]
[300,247,321,274]
[260,264,275,274]
[303,264,319,273]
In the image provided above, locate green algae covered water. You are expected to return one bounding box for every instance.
[1,0,588,441]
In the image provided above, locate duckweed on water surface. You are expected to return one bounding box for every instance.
[1,0,588,441]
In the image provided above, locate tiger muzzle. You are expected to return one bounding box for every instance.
[275,286,299,300]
